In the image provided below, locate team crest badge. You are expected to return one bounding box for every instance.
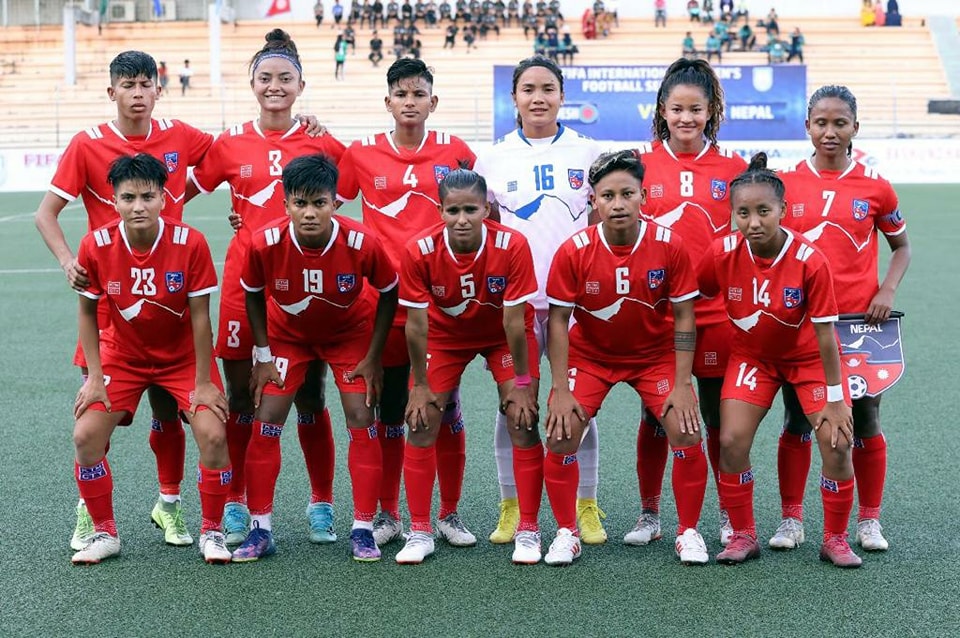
[711,179,727,200]
[647,269,664,290]
[783,287,803,308]
[568,169,584,189]
[163,152,179,173]
[852,199,870,221]
[487,276,506,294]
[836,314,905,398]
[337,274,356,292]
[434,164,451,182]
[165,271,184,293]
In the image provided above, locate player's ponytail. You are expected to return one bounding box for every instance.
[652,58,725,146]
[808,84,858,157]
[588,149,645,188]
[250,28,303,77]
[438,169,488,202]
[730,152,785,200]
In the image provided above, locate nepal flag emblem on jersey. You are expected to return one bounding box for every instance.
[647,268,665,289]
[165,271,184,293]
[164,152,179,173]
[487,276,506,294]
[711,179,727,200]
[337,274,356,292]
[568,169,584,189]
[783,287,803,308]
[434,164,451,183]
[852,199,870,221]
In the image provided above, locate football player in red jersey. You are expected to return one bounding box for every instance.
[628,58,748,549]
[545,150,707,566]
[70,154,232,565]
[190,29,347,547]
[395,169,541,565]
[337,58,477,548]
[772,85,911,553]
[234,154,398,563]
[700,153,861,568]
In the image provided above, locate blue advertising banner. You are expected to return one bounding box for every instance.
[493,64,807,141]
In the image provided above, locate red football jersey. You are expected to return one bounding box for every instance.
[337,130,476,269]
[638,140,747,327]
[241,216,398,345]
[697,229,838,363]
[780,159,906,313]
[77,217,218,367]
[51,118,213,230]
[547,221,699,366]
[399,219,537,349]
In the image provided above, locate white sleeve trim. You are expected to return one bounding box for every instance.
[188,169,214,195]
[240,278,264,293]
[50,185,77,202]
[883,224,907,237]
[78,290,100,300]
[377,275,399,293]
[811,314,839,324]
[546,296,576,308]
[399,299,429,309]
[669,290,700,303]
[504,291,536,307]
[187,285,218,298]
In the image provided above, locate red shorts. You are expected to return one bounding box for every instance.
[426,336,540,393]
[263,337,370,397]
[215,263,256,360]
[721,353,851,414]
[566,354,677,418]
[86,351,223,425]
[381,324,410,369]
[693,321,733,379]
[73,302,113,368]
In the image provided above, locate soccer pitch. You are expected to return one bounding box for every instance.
[1,186,958,637]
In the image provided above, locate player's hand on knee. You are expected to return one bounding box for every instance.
[191,381,228,422]
[503,385,539,431]
[816,401,853,448]
[251,361,283,409]
[405,383,440,432]
[63,257,90,291]
[75,375,110,418]
[662,384,700,435]
[546,390,585,440]
[348,356,383,408]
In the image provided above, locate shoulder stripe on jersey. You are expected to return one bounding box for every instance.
[636,142,652,155]
[361,135,376,146]
[655,226,671,243]
[723,235,738,252]
[717,146,734,158]
[780,165,797,174]
[347,229,365,250]
[172,226,189,245]
[795,244,814,262]
[437,131,449,145]
[230,124,243,136]
[158,118,173,130]
[494,230,512,249]
[572,230,590,249]
[417,236,435,255]
[864,165,879,179]
[93,228,111,247]
[84,127,103,140]
[265,227,281,246]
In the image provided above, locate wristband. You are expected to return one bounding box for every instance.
[514,373,532,388]
[253,345,273,363]
[826,384,844,402]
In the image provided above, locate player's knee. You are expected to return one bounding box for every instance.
[73,425,106,462]
[406,426,437,448]
[545,435,578,457]
[718,430,749,464]
[509,427,541,448]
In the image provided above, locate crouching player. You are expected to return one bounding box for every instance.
[71,154,232,565]
[545,150,708,566]
[699,154,861,568]
[236,154,398,563]
[397,169,542,565]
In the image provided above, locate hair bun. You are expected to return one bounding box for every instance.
[265,28,290,44]
[748,152,769,171]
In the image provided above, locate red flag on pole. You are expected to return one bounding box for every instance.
[265,0,291,17]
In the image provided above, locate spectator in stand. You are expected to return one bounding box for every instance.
[763,8,779,35]
[701,0,714,23]
[705,30,722,63]
[361,0,372,28]
[767,35,785,63]
[315,0,325,27]
[426,1,437,26]
[439,0,452,21]
[507,0,520,26]
[443,23,458,47]
[334,34,348,79]
[524,11,539,38]
[873,0,886,26]
[402,0,414,22]
[715,18,733,50]
[682,31,697,59]
[158,61,169,92]
[860,0,875,26]
[559,26,578,64]
[545,27,560,61]
[720,0,733,20]
[369,30,385,66]
[386,0,400,24]
[178,59,192,96]
[787,26,804,62]
[480,9,501,38]
[344,24,357,53]
[734,0,749,24]
[534,30,547,55]
[333,0,344,28]
[607,0,619,26]
[687,0,701,23]
[373,0,385,28]
[463,23,477,50]
[654,0,667,27]
[885,0,901,25]
[350,0,362,23]
[739,21,755,50]
[581,8,597,39]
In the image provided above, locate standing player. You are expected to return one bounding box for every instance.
[544,151,707,566]
[700,154,862,568]
[34,51,214,551]
[70,154,231,565]
[189,29,347,547]
[771,85,910,553]
[337,58,477,548]
[396,169,542,564]
[234,154,398,562]
[473,55,607,545]
[628,58,747,547]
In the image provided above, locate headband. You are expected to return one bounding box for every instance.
[252,51,303,77]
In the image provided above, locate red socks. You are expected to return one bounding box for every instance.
[378,421,405,520]
[637,419,668,513]
[149,418,185,496]
[852,434,887,521]
[672,443,707,533]
[436,408,466,519]
[403,442,437,533]
[244,421,284,516]
[544,450,578,531]
[777,430,812,520]
[512,443,544,532]
[346,425,382,522]
[298,409,335,504]
[719,469,756,538]
[820,474,855,538]
[225,412,254,503]
[198,464,232,534]
[76,458,117,536]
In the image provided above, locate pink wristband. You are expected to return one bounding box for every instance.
[514,373,532,388]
